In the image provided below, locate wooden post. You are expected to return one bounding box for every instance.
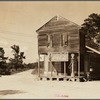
[50,62,53,77]
[38,54,40,78]
[44,55,45,74]
[49,53,53,77]
[64,62,66,78]
[78,53,80,81]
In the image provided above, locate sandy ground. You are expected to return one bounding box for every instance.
[0,69,100,99]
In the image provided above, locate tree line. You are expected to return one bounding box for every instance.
[0,44,37,75]
[80,13,100,50]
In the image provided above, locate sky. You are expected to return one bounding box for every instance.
[0,1,100,63]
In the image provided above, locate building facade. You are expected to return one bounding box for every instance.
[36,16,86,81]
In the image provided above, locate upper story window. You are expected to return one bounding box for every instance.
[51,33,69,47]
[63,33,69,46]
[52,34,61,47]
[38,33,69,47]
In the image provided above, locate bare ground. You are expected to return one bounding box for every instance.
[0,69,100,99]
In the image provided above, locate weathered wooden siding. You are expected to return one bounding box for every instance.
[38,30,80,53]
[37,16,81,54]
[36,16,86,79]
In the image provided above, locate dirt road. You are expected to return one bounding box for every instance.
[0,69,100,99]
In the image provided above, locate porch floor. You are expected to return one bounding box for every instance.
[38,74,86,82]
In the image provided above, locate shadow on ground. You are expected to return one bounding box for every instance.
[0,90,25,95]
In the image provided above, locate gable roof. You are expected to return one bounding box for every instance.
[36,15,80,33]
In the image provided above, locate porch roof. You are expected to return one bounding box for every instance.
[86,46,100,55]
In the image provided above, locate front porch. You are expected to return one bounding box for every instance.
[37,53,86,82]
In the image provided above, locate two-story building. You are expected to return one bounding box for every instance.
[36,16,86,81]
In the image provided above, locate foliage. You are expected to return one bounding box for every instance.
[0,47,5,57]
[0,48,9,75]
[80,13,100,49]
[0,46,38,75]
[9,44,25,70]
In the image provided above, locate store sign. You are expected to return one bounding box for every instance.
[49,52,68,61]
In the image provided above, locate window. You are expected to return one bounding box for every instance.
[52,33,69,47]
[52,34,61,47]
[63,33,68,46]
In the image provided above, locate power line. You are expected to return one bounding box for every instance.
[0,29,35,37]
[0,32,33,38]
[0,36,36,45]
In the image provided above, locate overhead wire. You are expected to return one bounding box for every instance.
[0,29,35,37]
[0,29,38,44]
[0,36,36,45]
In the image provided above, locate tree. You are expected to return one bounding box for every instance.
[0,47,8,75]
[9,45,25,70]
[80,13,100,50]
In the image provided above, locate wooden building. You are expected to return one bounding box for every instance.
[36,16,86,81]
[85,46,100,80]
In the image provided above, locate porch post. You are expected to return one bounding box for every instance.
[78,52,80,81]
[50,61,53,77]
[38,54,40,78]
[49,53,53,77]
[64,62,66,79]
